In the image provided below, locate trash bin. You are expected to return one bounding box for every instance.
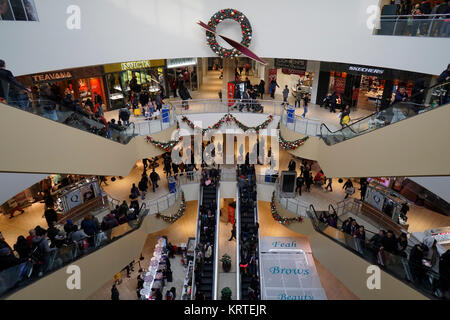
[286,106,295,124]
[162,106,170,123]
[168,177,177,193]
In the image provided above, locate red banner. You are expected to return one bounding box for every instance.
[227,82,235,106]
[334,77,346,94]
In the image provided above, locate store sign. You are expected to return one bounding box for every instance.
[121,60,151,71]
[282,68,305,76]
[31,71,73,83]
[167,58,197,68]
[348,65,385,75]
[104,59,165,73]
[275,59,307,71]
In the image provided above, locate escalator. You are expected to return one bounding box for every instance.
[2,97,136,144]
[308,204,449,300]
[320,82,449,145]
[193,183,219,300]
[237,170,261,300]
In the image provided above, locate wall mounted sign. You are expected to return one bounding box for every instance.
[166,58,197,68]
[197,8,265,64]
[348,65,385,75]
[31,71,73,83]
[275,59,307,71]
[103,59,165,73]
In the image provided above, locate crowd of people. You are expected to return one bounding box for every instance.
[238,164,260,300]
[385,0,450,37]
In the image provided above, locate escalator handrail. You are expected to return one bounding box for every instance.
[319,81,449,136]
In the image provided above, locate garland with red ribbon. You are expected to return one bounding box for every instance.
[156,193,186,223]
[181,113,273,134]
[271,192,303,225]
[277,123,309,150]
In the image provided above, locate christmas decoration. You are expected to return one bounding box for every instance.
[181,113,273,134]
[145,134,182,152]
[270,192,303,225]
[156,193,186,223]
[277,123,309,150]
[204,9,252,58]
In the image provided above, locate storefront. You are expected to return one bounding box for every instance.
[273,58,314,97]
[318,62,432,111]
[166,58,198,96]
[18,66,107,109]
[103,59,166,110]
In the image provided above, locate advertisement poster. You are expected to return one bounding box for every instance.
[259,237,327,300]
[334,77,346,94]
[80,184,96,203]
[66,189,82,211]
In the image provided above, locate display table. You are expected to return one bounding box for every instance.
[140,237,167,300]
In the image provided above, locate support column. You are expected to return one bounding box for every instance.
[307,61,321,105]
[221,58,235,102]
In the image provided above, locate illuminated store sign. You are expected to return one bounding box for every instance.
[121,60,151,71]
[31,71,73,82]
[348,66,385,75]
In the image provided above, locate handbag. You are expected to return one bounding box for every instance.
[134,108,141,116]
[346,187,355,195]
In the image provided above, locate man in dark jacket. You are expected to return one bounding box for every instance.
[296,175,304,196]
[178,83,192,110]
[0,231,20,271]
[150,169,160,192]
[380,230,397,254]
[138,174,148,200]
[437,63,450,105]
[0,59,31,107]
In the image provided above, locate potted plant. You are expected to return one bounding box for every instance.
[220,253,232,272]
[221,287,232,300]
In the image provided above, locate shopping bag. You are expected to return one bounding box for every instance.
[134,108,141,116]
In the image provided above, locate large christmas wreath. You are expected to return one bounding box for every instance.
[206,8,252,58]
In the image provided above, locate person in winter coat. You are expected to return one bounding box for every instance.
[269,79,279,99]
[150,169,160,192]
[258,80,265,99]
[282,85,289,105]
[178,82,192,110]
[138,174,148,200]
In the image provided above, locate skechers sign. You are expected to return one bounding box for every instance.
[348,66,385,75]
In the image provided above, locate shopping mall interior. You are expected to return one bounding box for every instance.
[0,0,449,303]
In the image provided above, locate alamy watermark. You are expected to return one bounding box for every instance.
[366,265,381,290]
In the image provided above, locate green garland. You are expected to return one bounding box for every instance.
[145,135,182,152]
[181,113,273,134]
[277,123,309,150]
[156,193,186,223]
[271,192,303,225]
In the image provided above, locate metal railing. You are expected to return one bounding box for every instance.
[319,82,449,145]
[2,97,176,144]
[376,13,450,37]
[191,185,203,300]
[280,105,325,136]
[170,98,286,117]
[307,204,449,300]
[274,180,309,217]
[235,185,241,300]
[213,184,221,300]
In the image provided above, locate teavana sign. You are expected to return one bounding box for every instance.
[31,71,73,83]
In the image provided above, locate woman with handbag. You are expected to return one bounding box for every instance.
[343,179,355,199]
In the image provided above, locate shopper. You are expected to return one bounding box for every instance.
[295,90,302,108]
[119,106,130,127]
[130,183,140,200]
[340,105,351,127]
[44,204,58,227]
[111,284,120,300]
[301,93,310,118]
[343,179,354,199]
[393,86,408,104]
[0,231,19,271]
[305,172,313,192]
[0,59,30,106]
[437,63,450,105]
[269,79,279,99]
[138,174,148,200]
[40,85,59,121]
[296,175,304,196]
[359,178,368,201]
[258,80,265,99]
[330,92,338,113]
[288,159,296,171]
[325,177,333,192]
[228,223,236,241]
[178,82,192,110]
[282,85,289,105]
[150,169,160,192]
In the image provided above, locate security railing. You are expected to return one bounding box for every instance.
[274,180,309,217]
[376,14,450,37]
[170,98,286,117]
[2,96,176,144]
[280,105,325,136]
[307,204,449,300]
[319,82,449,145]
